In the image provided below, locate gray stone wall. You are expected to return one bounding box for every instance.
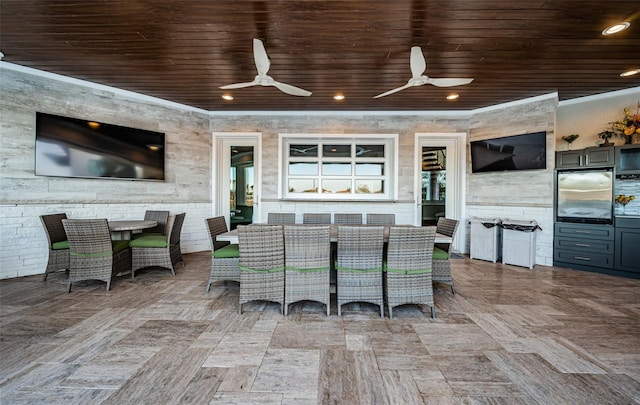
[3,64,631,278]
[1,67,212,278]
[467,96,557,265]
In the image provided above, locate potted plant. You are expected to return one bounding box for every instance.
[561,134,579,150]
[597,129,617,147]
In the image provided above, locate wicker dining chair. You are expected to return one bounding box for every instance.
[62,218,131,292]
[385,226,437,318]
[135,210,170,237]
[334,213,363,224]
[267,212,296,224]
[336,225,385,317]
[205,216,240,292]
[366,213,396,225]
[432,217,460,294]
[40,213,70,281]
[302,213,331,224]
[237,225,285,314]
[129,213,186,278]
[284,225,331,316]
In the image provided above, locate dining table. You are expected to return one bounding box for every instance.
[108,220,158,240]
[216,224,453,245]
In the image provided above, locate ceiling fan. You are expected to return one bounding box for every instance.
[220,39,312,97]
[373,46,473,98]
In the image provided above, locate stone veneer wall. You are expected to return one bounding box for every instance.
[467,97,558,266]
[3,64,631,278]
[1,67,212,279]
[211,114,470,229]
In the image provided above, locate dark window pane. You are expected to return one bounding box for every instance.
[290,144,318,157]
[323,144,351,157]
[356,144,385,157]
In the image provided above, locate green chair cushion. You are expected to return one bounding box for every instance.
[383,263,431,274]
[112,240,131,253]
[134,232,164,239]
[52,240,69,250]
[213,244,240,258]
[433,247,450,260]
[285,266,330,273]
[129,235,168,248]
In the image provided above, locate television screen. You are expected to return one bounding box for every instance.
[35,112,165,181]
[470,131,546,173]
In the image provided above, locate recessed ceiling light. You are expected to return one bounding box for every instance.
[602,22,630,35]
[333,94,345,101]
[446,94,459,100]
[620,69,640,77]
[222,94,234,101]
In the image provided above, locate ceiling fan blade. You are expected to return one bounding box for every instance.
[410,46,426,78]
[219,81,257,89]
[373,83,413,98]
[253,38,271,76]
[427,78,474,87]
[273,81,312,97]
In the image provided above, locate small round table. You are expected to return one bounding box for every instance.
[108,220,158,240]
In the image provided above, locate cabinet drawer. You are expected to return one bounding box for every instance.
[554,223,614,240]
[554,237,614,255]
[554,249,614,269]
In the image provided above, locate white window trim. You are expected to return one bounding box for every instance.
[279,133,398,201]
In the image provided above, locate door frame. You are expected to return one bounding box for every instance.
[414,132,467,253]
[212,132,262,227]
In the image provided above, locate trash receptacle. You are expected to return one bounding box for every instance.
[470,217,502,263]
[501,219,541,269]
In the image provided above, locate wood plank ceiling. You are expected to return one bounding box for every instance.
[1,0,639,111]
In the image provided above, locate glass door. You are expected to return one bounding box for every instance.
[421,147,446,225]
[229,146,254,229]
[214,133,261,229]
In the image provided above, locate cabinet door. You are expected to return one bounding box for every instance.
[615,228,640,272]
[585,147,614,166]
[555,151,583,168]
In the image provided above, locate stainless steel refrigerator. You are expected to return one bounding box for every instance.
[556,168,613,224]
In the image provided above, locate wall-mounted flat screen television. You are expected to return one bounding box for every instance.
[470,131,547,173]
[35,112,165,181]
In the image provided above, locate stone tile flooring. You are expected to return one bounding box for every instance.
[1,252,639,404]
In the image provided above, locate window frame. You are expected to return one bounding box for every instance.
[279,134,398,201]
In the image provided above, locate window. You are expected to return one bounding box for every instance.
[281,135,397,200]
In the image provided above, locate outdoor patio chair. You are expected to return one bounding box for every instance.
[336,225,384,317]
[237,224,285,314]
[432,217,460,294]
[130,213,186,278]
[303,213,331,224]
[267,212,296,224]
[40,213,70,281]
[385,226,437,318]
[205,216,240,291]
[62,218,131,292]
[334,213,362,224]
[284,225,331,316]
[366,213,396,225]
[135,210,170,237]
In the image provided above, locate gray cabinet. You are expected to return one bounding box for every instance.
[556,146,614,169]
[553,223,614,269]
[615,216,640,273]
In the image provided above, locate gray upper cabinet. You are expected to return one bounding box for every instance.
[556,146,614,169]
